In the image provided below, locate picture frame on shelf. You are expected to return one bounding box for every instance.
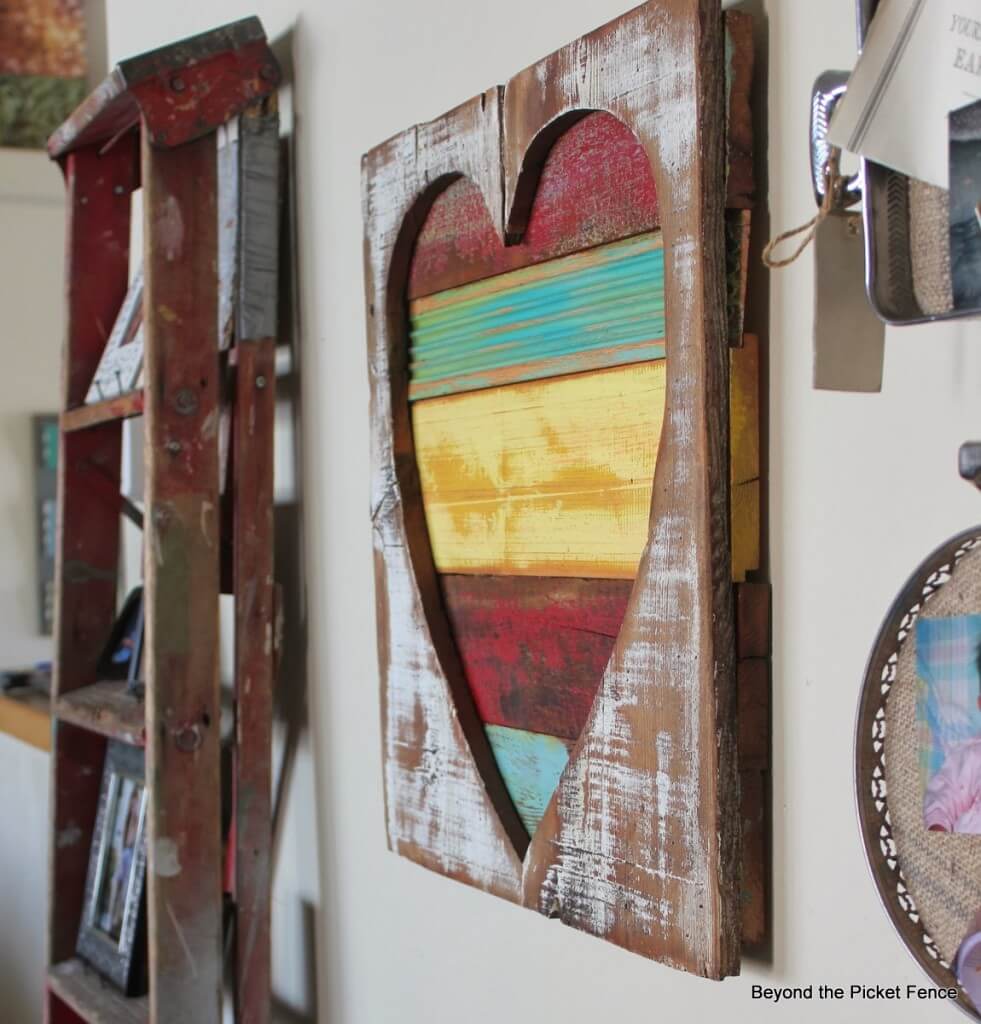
[76,740,148,996]
[95,587,145,696]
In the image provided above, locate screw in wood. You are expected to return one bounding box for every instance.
[256,375,267,389]
[166,440,182,455]
[173,388,198,415]
[169,76,186,92]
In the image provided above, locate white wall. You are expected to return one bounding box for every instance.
[96,1,981,1022]
[0,147,64,1022]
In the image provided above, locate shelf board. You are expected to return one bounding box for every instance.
[55,680,145,746]
[49,958,148,1024]
[62,392,144,433]
[0,688,50,751]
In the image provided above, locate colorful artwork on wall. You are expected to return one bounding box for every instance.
[0,0,87,148]
[363,0,760,978]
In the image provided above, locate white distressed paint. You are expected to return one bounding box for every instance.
[154,837,183,877]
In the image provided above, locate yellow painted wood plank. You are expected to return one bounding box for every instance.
[412,362,665,578]
[0,690,51,752]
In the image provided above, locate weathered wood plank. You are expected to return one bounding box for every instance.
[510,0,740,977]
[413,361,665,578]
[49,958,149,1024]
[364,87,528,900]
[54,680,146,747]
[232,340,276,1024]
[62,392,144,433]
[142,127,223,1024]
[407,12,753,301]
[364,0,742,977]
[441,575,631,739]
[484,725,572,836]
[409,233,665,401]
[50,138,135,976]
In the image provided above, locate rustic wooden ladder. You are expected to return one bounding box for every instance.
[43,19,280,1024]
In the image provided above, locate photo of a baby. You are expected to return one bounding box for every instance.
[917,615,981,834]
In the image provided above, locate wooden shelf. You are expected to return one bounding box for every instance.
[55,680,145,746]
[49,958,148,1024]
[62,392,144,433]
[0,688,50,751]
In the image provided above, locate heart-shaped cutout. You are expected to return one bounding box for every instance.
[404,112,665,841]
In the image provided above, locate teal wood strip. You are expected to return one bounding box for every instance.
[408,232,665,401]
[484,724,571,836]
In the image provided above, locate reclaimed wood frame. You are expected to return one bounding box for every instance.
[363,0,744,978]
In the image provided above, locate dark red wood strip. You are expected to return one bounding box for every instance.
[233,340,276,1024]
[440,575,632,741]
[49,723,106,964]
[736,582,770,660]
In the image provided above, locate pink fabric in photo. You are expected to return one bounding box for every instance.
[924,738,981,834]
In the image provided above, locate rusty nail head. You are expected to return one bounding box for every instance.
[256,375,267,389]
[174,388,197,415]
[170,76,186,92]
[166,440,182,454]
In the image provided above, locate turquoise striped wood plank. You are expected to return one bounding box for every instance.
[408,232,665,401]
[484,724,571,836]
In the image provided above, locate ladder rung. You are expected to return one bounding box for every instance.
[62,392,144,433]
[55,680,145,747]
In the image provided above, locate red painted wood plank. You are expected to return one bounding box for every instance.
[142,127,223,1024]
[440,575,632,741]
[62,140,138,407]
[408,112,659,300]
[232,340,276,1024]
[408,17,753,301]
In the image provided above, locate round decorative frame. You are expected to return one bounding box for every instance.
[855,527,981,1020]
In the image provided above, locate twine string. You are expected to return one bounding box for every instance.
[762,149,858,269]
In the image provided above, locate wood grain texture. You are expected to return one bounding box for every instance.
[506,0,739,977]
[55,680,145,747]
[364,87,528,898]
[413,361,665,578]
[142,129,223,1024]
[441,575,631,740]
[232,339,276,1024]
[48,958,149,1024]
[484,725,572,836]
[364,0,740,977]
[50,139,134,975]
[409,233,665,401]
[407,11,753,301]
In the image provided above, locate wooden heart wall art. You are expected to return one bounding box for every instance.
[363,0,762,979]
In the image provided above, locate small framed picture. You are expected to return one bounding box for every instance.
[85,269,144,404]
[76,741,148,995]
[95,587,144,696]
[917,615,981,835]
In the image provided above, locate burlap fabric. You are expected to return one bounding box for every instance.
[885,542,981,967]
[909,180,955,316]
